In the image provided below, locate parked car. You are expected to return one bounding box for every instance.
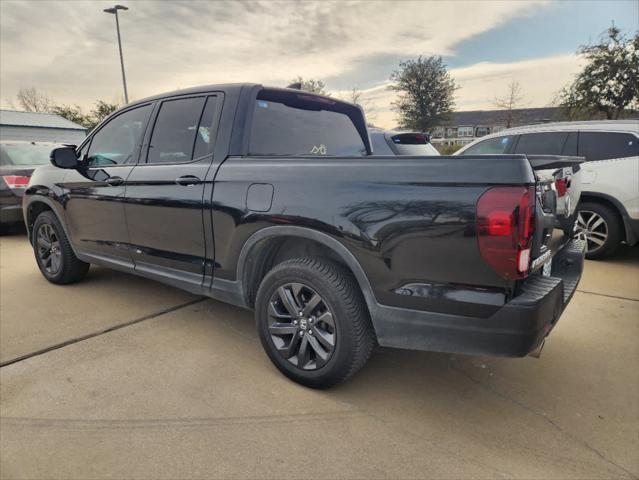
[369,128,440,156]
[24,84,585,387]
[0,141,58,233]
[455,121,639,259]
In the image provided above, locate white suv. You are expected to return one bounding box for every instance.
[455,120,639,259]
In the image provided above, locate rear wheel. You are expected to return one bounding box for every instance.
[255,257,375,388]
[575,202,622,260]
[33,211,89,284]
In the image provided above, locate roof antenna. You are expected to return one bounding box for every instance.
[287,82,302,90]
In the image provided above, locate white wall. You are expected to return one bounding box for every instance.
[0,126,86,144]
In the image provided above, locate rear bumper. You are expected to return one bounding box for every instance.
[371,239,586,357]
[0,204,23,225]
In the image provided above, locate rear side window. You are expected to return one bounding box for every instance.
[193,96,219,159]
[578,132,639,161]
[514,132,569,155]
[370,132,394,155]
[461,136,515,155]
[249,91,367,156]
[147,97,206,164]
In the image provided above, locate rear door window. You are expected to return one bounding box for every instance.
[578,132,639,161]
[147,97,206,164]
[461,135,515,155]
[514,132,569,155]
[249,91,367,156]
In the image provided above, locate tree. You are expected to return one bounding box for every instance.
[389,56,457,132]
[50,100,120,131]
[289,76,328,95]
[558,25,639,120]
[492,81,524,128]
[50,104,91,128]
[16,87,52,113]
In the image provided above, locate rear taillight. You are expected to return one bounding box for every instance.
[2,175,29,189]
[476,186,535,280]
[555,178,568,197]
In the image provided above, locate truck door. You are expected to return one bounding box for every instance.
[124,94,222,290]
[63,103,153,266]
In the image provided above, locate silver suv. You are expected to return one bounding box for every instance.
[456,120,639,259]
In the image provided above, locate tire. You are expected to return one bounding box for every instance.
[576,201,622,260]
[255,257,375,388]
[33,211,90,284]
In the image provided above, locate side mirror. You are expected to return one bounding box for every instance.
[50,147,80,169]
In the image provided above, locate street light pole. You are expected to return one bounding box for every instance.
[104,5,129,104]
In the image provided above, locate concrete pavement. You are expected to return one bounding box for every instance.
[1,232,638,479]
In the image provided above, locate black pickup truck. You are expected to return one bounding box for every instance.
[23,84,585,387]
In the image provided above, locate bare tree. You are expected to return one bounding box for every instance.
[492,81,524,128]
[16,87,52,113]
[289,76,328,95]
[344,86,377,124]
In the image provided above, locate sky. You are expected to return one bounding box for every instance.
[1,0,637,128]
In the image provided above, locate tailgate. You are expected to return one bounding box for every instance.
[527,155,584,273]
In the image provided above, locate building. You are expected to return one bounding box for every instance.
[430,107,560,147]
[0,109,87,144]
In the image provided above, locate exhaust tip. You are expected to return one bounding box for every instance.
[529,339,545,358]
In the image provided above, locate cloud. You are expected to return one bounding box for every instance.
[340,53,582,128]
[1,0,547,108]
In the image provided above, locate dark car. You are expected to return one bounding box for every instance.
[1,141,57,233]
[24,83,585,387]
[369,128,440,156]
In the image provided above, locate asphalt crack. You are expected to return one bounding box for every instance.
[452,364,638,479]
[576,289,639,302]
[0,297,207,368]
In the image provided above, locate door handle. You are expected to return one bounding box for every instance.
[105,176,124,186]
[176,175,202,186]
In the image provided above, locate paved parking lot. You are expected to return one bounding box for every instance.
[1,231,638,479]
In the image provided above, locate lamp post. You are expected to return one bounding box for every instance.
[103,4,129,103]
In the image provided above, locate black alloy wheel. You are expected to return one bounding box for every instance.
[267,282,336,370]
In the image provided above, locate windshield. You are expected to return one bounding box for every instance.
[0,144,54,166]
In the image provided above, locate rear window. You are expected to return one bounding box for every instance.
[0,144,54,166]
[579,132,639,161]
[461,135,515,155]
[390,134,439,156]
[249,90,367,157]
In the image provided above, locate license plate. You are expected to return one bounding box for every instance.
[542,259,552,277]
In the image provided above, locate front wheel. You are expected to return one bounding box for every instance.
[255,257,375,388]
[33,211,90,284]
[575,202,622,260]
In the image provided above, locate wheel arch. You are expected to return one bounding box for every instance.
[25,198,56,245]
[237,226,377,314]
[579,191,632,243]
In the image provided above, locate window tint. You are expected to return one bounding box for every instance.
[192,96,218,159]
[87,104,152,166]
[461,136,514,155]
[148,97,206,164]
[370,132,394,155]
[249,92,366,156]
[514,132,568,155]
[562,132,578,156]
[578,132,639,161]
